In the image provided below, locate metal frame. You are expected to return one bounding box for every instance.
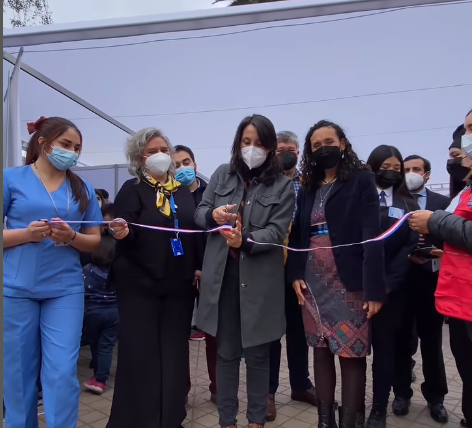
[3,51,135,135]
[2,0,461,48]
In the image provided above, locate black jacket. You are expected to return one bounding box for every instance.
[110,178,199,291]
[380,193,419,292]
[414,189,450,273]
[83,265,117,309]
[286,170,386,302]
[428,186,472,252]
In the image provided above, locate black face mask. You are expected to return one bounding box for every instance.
[312,146,342,170]
[447,158,471,182]
[278,151,298,171]
[375,170,402,189]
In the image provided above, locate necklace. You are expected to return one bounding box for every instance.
[322,176,337,185]
[34,163,70,217]
[319,182,335,208]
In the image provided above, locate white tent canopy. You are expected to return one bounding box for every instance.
[3,0,471,191]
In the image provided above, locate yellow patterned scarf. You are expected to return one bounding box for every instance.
[143,172,181,217]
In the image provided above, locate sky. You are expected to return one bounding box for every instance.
[3,1,472,196]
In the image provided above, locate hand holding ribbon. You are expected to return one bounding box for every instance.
[409,210,434,234]
[109,218,129,240]
[49,218,75,243]
[220,220,242,248]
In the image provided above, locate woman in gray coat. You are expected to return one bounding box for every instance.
[195,114,295,428]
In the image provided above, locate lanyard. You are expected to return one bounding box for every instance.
[169,193,179,236]
[34,163,70,217]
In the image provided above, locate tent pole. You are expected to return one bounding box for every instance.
[3,51,135,136]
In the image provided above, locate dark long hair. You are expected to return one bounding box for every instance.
[229,114,281,184]
[90,234,116,268]
[25,117,90,213]
[300,120,369,191]
[367,145,416,211]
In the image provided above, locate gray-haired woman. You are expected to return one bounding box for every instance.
[106,128,201,428]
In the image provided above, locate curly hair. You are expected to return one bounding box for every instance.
[300,120,369,192]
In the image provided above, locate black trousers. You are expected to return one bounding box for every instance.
[371,291,406,409]
[393,268,448,404]
[449,318,472,422]
[269,282,313,395]
[216,257,271,426]
[107,284,194,428]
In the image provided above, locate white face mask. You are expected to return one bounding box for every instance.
[145,152,172,176]
[462,134,472,158]
[405,172,425,192]
[241,146,267,170]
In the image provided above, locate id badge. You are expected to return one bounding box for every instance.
[432,259,441,273]
[388,207,404,219]
[170,237,184,257]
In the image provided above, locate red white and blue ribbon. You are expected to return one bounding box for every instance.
[247,212,412,251]
[48,213,411,251]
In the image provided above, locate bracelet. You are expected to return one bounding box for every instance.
[66,231,77,245]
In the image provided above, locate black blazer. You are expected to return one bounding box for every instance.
[110,178,199,291]
[380,193,419,292]
[286,170,386,302]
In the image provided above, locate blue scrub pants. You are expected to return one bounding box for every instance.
[3,293,84,428]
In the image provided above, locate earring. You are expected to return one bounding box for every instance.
[341,151,345,159]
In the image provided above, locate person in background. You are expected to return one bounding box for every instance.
[97,189,110,204]
[81,203,115,267]
[266,131,317,422]
[95,189,104,208]
[393,155,450,423]
[449,125,467,199]
[287,120,385,428]
[173,144,218,405]
[106,129,200,428]
[83,233,118,395]
[409,108,472,428]
[3,116,102,428]
[195,114,295,428]
[365,145,419,428]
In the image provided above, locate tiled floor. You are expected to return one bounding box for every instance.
[6,327,465,428]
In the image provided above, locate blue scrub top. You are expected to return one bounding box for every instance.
[3,166,103,299]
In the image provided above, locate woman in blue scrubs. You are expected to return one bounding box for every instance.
[3,116,102,428]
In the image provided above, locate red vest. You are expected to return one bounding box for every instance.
[435,188,472,322]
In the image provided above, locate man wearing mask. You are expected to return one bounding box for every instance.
[392,155,450,422]
[266,131,317,421]
[409,109,472,428]
[172,145,217,405]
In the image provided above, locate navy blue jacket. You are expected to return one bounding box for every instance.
[286,169,386,302]
[83,264,117,309]
[380,193,419,292]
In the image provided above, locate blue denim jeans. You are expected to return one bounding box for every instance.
[83,306,119,384]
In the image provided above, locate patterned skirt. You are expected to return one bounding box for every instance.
[301,232,371,358]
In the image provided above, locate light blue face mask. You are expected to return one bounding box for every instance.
[462,134,472,158]
[48,147,79,171]
[175,166,196,186]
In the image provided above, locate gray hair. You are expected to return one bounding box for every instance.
[125,127,176,181]
[276,130,299,148]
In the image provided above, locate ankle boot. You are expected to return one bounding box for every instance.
[356,406,366,428]
[339,407,363,428]
[318,401,338,428]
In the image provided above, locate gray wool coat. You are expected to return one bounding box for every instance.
[194,163,295,348]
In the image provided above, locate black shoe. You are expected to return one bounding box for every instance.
[461,418,468,428]
[366,407,386,428]
[339,407,363,428]
[427,403,448,423]
[392,397,410,416]
[318,401,338,428]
